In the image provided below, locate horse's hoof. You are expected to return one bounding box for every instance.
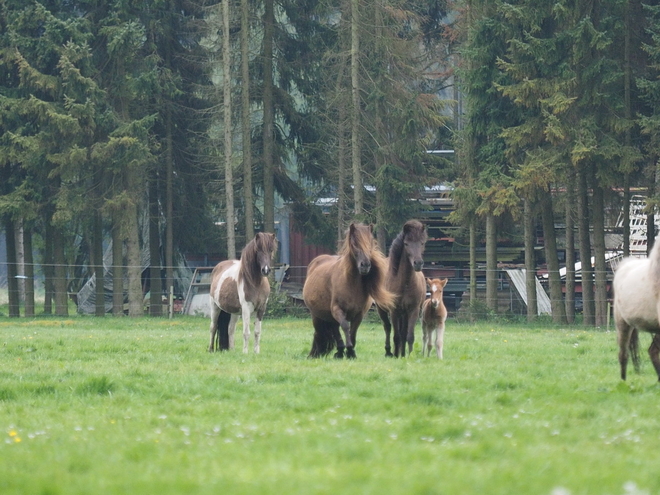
[334,351,344,359]
[385,351,394,358]
[347,349,356,359]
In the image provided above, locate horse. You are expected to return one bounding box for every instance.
[421,277,448,359]
[303,222,396,359]
[208,232,278,353]
[613,237,660,381]
[377,219,427,357]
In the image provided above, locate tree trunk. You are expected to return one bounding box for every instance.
[565,174,576,324]
[592,184,608,327]
[23,223,35,317]
[43,218,54,315]
[126,199,143,317]
[337,96,347,243]
[112,210,124,316]
[224,0,236,259]
[149,175,162,316]
[577,166,595,325]
[92,210,105,316]
[241,0,254,242]
[53,226,69,316]
[165,104,174,303]
[5,217,20,317]
[350,0,362,216]
[540,191,567,324]
[485,213,498,313]
[469,217,477,318]
[15,218,24,307]
[623,0,631,257]
[263,0,275,233]
[524,198,537,321]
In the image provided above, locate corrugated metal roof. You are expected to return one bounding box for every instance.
[505,269,552,315]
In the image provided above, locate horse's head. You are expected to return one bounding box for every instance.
[402,220,427,272]
[427,278,448,308]
[254,232,278,277]
[347,223,375,275]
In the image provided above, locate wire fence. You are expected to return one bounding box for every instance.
[0,260,616,323]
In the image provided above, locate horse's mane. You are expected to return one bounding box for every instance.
[338,223,396,310]
[388,220,427,276]
[239,232,277,288]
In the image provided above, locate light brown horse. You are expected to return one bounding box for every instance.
[303,223,395,359]
[613,237,660,381]
[377,220,427,357]
[208,232,278,353]
[421,277,448,359]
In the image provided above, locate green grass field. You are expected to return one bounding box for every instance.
[1,313,659,495]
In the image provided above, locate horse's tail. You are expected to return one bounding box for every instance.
[630,327,641,373]
[308,318,336,358]
[217,310,231,351]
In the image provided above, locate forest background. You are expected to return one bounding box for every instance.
[1,0,660,327]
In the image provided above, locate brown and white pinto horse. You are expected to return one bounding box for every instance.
[421,277,448,359]
[208,232,278,353]
[377,220,427,357]
[303,223,395,359]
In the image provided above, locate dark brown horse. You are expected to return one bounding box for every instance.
[208,232,278,353]
[377,220,427,357]
[303,223,395,359]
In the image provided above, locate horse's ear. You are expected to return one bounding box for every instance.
[440,279,448,288]
[426,277,432,286]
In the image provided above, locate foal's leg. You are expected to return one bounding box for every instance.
[435,320,445,360]
[378,306,394,357]
[649,334,660,381]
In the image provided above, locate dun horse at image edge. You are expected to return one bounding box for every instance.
[208,232,278,353]
[613,236,660,381]
[303,222,396,359]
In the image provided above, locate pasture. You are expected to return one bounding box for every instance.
[1,314,659,495]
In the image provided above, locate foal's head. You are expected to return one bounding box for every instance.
[401,220,427,272]
[343,223,377,275]
[426,278,448,308]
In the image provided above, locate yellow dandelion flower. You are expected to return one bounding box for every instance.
[9,430,17,437]
[14,437,21,443]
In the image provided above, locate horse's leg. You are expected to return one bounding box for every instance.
[332,324,345,358]
[391,310,402,358]
[378,305,394,357]
[331,306,351,358]
[435,320,445,359]
[239,305,252,353]
[345,316,363,359]
[649,334,660,381]
[208,304,220,352]
[616,318,634,381]
[228,313,239,350]
[253,318,262,354]
[405,310,418,356]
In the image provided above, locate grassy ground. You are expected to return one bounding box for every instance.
[1,313,658,495]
